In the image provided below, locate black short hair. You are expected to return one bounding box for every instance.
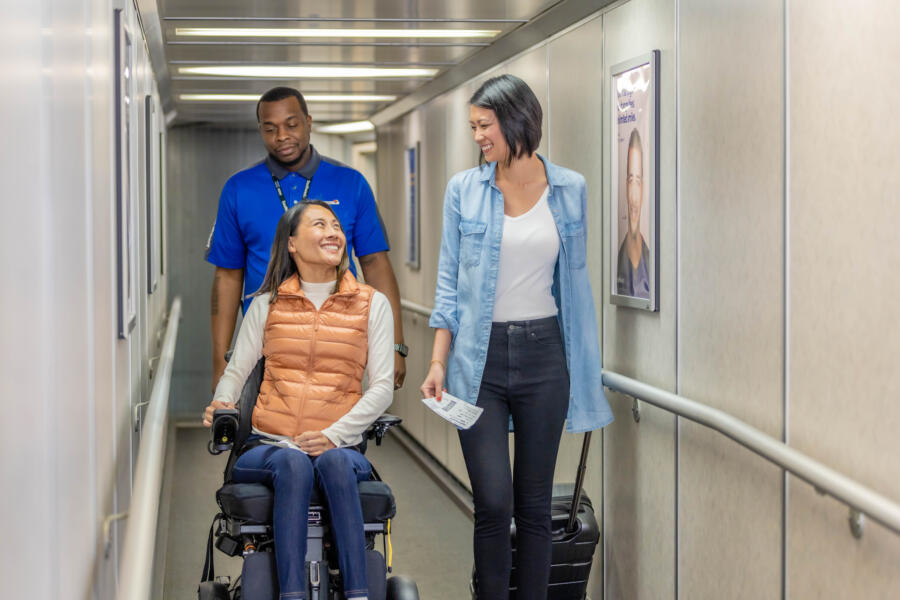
[256,87,309,121]
[469,74,542,166]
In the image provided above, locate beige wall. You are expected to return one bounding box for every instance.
[376,0,900,598]
[678,0,786,598]
[788,2,900,598]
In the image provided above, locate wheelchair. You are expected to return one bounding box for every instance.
[198,358,419,600]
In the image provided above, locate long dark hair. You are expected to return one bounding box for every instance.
[254,201,350,301]
[470,74,543,167]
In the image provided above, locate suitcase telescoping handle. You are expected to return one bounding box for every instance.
[566,431,592,534]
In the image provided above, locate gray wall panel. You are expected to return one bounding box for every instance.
[376,117,427,442]
[376,120,403,262]
[501,46,551,158]
[788,2,900,596]
[547,15,605,298]
[375,119,413,437]
[677,0,785,598]
[87,2,121,593]
[442,83,480,486]
[603,397,676,600]
[444,83,481,180]
[547,16,607,598]
[167,125,260,418]
[601,0,678,598]
[602,0,677,387]
[417,99,450,462]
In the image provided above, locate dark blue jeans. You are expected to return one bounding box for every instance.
[232,444,372,600]
[459,316,570,600]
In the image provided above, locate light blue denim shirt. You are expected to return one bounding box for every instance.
[429,155,613,433]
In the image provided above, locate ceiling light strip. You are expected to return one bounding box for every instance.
[172,76,430,82]
[176,65,438,78]
[167,40,491,47]
[179,93,397,102]
[174,27,501,39]
[315,121,374,134]
[165,17,526,23]
[170,60,455,67]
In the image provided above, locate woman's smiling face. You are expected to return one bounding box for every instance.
[470,105,509,164]
[288,204,346,272]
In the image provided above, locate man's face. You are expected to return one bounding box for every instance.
[258,97,312,164]
[626,144,643,237]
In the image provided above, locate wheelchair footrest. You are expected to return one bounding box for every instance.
[197,580,230,600]
[242,552,278,600]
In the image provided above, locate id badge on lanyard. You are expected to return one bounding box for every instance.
[271,173,312,212]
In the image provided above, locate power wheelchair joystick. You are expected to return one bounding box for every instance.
[209,408,239,454]
[367,414,402,446]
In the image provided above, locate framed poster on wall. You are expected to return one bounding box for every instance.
[115,9,137,337]
[610,50,660,311]
[405,142,420,270]
[145,94,160,294]
[159,129,167,277]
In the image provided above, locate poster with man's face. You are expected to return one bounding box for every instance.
[610,51,658,311]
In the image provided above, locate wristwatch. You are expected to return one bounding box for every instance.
[394,342,409,357]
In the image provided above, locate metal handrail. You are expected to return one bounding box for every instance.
[602,371,900,536]
[400,297,434,319]
[119,297,182,600]
[400,299,900,536]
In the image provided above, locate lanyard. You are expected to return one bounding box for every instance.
[271,172,312,212]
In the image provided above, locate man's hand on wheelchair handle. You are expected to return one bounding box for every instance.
[394,353,406,390]
[296,431,336,456]
[203,399,235,427]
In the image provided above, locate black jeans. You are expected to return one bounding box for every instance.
[459,316,570,600]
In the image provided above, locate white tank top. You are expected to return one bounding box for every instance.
[492,187,559,322]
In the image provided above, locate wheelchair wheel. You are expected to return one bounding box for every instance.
[386,575,418,600]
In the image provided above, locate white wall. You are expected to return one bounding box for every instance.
[1,0,168,597]
[376,1,900,598]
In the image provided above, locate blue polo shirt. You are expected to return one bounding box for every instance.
[206,146,389,312]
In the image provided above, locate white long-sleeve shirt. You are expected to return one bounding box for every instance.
[213,279,394,448]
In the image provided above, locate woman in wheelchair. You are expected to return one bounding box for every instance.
[203,200,394,600]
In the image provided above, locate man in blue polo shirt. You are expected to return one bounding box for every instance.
[207,86,407,390]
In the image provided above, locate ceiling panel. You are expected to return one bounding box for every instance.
[160,0,557,21]
[165,43,479,64]
[171,79,424,95]
[160,0,563,127]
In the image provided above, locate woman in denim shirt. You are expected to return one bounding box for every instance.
[420,75,613,599]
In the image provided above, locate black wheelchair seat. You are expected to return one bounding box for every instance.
[200,357,419,600]
[216,479,396,525]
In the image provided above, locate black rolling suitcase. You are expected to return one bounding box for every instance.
[472,432,600,599]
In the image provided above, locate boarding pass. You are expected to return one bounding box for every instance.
[421,392,483,429]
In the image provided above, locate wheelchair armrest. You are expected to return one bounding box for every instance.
[366,414,403,446]
[209,408,239,455]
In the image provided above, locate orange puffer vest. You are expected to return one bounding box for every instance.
[252,271,373,439]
